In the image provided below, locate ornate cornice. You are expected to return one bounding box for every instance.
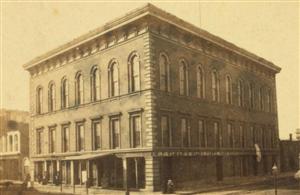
[24,3,280,79]
[28,20,149,78]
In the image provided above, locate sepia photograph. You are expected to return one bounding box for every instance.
[0,1,299,194]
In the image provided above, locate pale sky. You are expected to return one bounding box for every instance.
[1,1,299,139]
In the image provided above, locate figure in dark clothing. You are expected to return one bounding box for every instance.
[166,179,174,194]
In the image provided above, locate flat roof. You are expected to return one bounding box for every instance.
[23,3,281,73]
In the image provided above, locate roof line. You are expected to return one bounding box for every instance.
[23,3,281,73]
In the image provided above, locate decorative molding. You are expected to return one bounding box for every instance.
[89,114,103,120]
[60,121,71,126]
[74,118,86,123]
[127,108,144,114]
[48,124,57,128]
[107,111,122,117]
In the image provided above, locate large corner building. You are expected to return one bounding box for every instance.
[23,4,281,192]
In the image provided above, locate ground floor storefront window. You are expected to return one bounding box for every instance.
[33,156,147,191]
[34,161,43,182]
[61,161,71,185]
[127,157,145,189]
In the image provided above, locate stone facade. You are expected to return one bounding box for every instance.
[23,3,281,192]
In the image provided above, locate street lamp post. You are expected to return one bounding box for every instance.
[272,163,278,195]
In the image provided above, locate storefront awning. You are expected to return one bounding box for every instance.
[64,152,113,161]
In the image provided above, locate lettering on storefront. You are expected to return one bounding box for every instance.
[153,151,233,157]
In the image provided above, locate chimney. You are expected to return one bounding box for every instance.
[289,133,293,141]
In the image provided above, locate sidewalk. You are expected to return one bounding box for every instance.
[7,172,295,195]
[175,172,294,194]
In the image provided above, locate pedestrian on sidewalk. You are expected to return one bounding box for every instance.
[166,179,174,194]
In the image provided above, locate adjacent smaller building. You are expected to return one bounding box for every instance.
[295,128,300,141]
[280,134,300,172]
[0,109,30,181]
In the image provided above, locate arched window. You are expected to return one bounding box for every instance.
[249,83,255,109]
[75,72,84,105]
[128,53,140,92]
[259,87,264,111]
[237,80,244,107]
[225,75,232,104]
[211,70,219,102]
[61,78,69,109]
[48,82,55,112]
[109,60,119,97]
[179,59,189,96]
[36,87,43,114]
[91,67,100,101]
[197,65,205,98]
[159,53,170,92]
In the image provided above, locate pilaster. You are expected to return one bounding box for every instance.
[143,32,158,148]
[145,156,160,191]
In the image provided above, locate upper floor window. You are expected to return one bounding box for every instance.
[91,67,100,101]
[266,88,272,112]
[75,72,84,105]
[110,117,120,149]
[225,75,232,104]
[36,128,43,154]
[159,53,170,92]
[5,132,20,153]
[108,61,119,97]
[130,114,142,148]
[92,120,101,150]
[227,123,234,148]
[270,127,275,148]
[48,82,56,112]
[198,119,206,147]
[36,87,43,114]
[212,70,219,102]
[239,124,245,148]
[62,125,70,153]
[8,135,13,152]
[76,123,85,151]
[128,53,140,92]
[249,83,255,109]
[213,121,221,148]
[161,115,171,147]
[237,80,244,107]
[49,127,56,153]
[181,117,190,147]
[197,65,205,98]
[179,59,189,96]
[259,87,264,111]
[262,126,266,148]
[61,77,69,109]
[250,126,255,147]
